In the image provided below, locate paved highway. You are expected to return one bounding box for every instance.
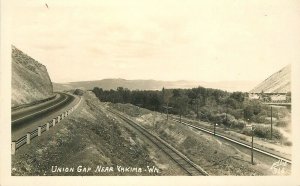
[11,92,77,141]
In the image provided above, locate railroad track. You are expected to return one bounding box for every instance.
[107,108,209,176]
[171,117,291,164]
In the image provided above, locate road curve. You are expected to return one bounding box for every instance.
[12,93,61,123]
[11,92,76,140]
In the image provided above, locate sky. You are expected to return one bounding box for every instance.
[10,0,300,83]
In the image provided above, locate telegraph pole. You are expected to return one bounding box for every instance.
[251,125,254,165]
[153,107,156,126]
[163,105,172,121]
[271,106,273,140]
[246,120,254,165]
[225,104,228,125]
[167,104,169,121]
[180,109,182,123]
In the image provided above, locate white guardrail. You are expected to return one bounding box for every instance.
[11,96,82,155]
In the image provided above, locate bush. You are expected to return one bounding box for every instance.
[226,115,246,129]
[241,127,252,136]
[276,120,289,127]
[212,113,227,125]
[241,125,283,140]
[252,115,268,123]
[233,119,246,129]
[253,125,271,139]
[209,113,246,129]
[74,89,84,96]
[283,141,292,146]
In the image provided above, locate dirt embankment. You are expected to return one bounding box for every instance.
[12,92,185,176]
[111,103,290,176]
[11,46,54,108]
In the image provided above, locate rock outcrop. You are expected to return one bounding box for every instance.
[11,46,54,107]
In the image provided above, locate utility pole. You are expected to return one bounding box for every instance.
[153,107,156,126]
[271,106,273,140]
[180,109,182,123]
[251,125,254,165]
[163,105,172,121]
[167,104,169,121]
[225,104,228,125]
[246,119,254,165]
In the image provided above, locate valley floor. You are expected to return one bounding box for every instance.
[12,91,290,176]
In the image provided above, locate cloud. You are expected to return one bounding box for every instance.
[35,44,67,51]
[10,0,300,82]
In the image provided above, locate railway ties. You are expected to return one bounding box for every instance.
[107,108,209,176]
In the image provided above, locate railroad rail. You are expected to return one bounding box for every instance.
[171,117,291,164]
[108,108,209,176]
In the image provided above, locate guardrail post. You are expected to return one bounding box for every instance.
[11,141,16,155]
[62,113,64,120]
[53,119,56,127]
[46,123,50,131]
[27,133,31,144]
[58,116,61,123]
[214,123,216,136]
[38,127,42,136]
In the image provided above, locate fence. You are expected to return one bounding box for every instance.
[11,97,82,155]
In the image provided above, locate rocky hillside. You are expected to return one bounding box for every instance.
[250,64,291,93]
[11,46,54,107]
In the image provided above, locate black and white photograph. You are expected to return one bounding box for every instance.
[1,0,300,185]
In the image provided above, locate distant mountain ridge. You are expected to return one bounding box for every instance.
[250,64,291,94]
[53,78,258,92]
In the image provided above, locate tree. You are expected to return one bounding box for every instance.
[162,87,172,106]
[149,93,161,111]
[162,87,173,120]
[92,87,103,99]
[175,95,189,123]
[194,97,201,118]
